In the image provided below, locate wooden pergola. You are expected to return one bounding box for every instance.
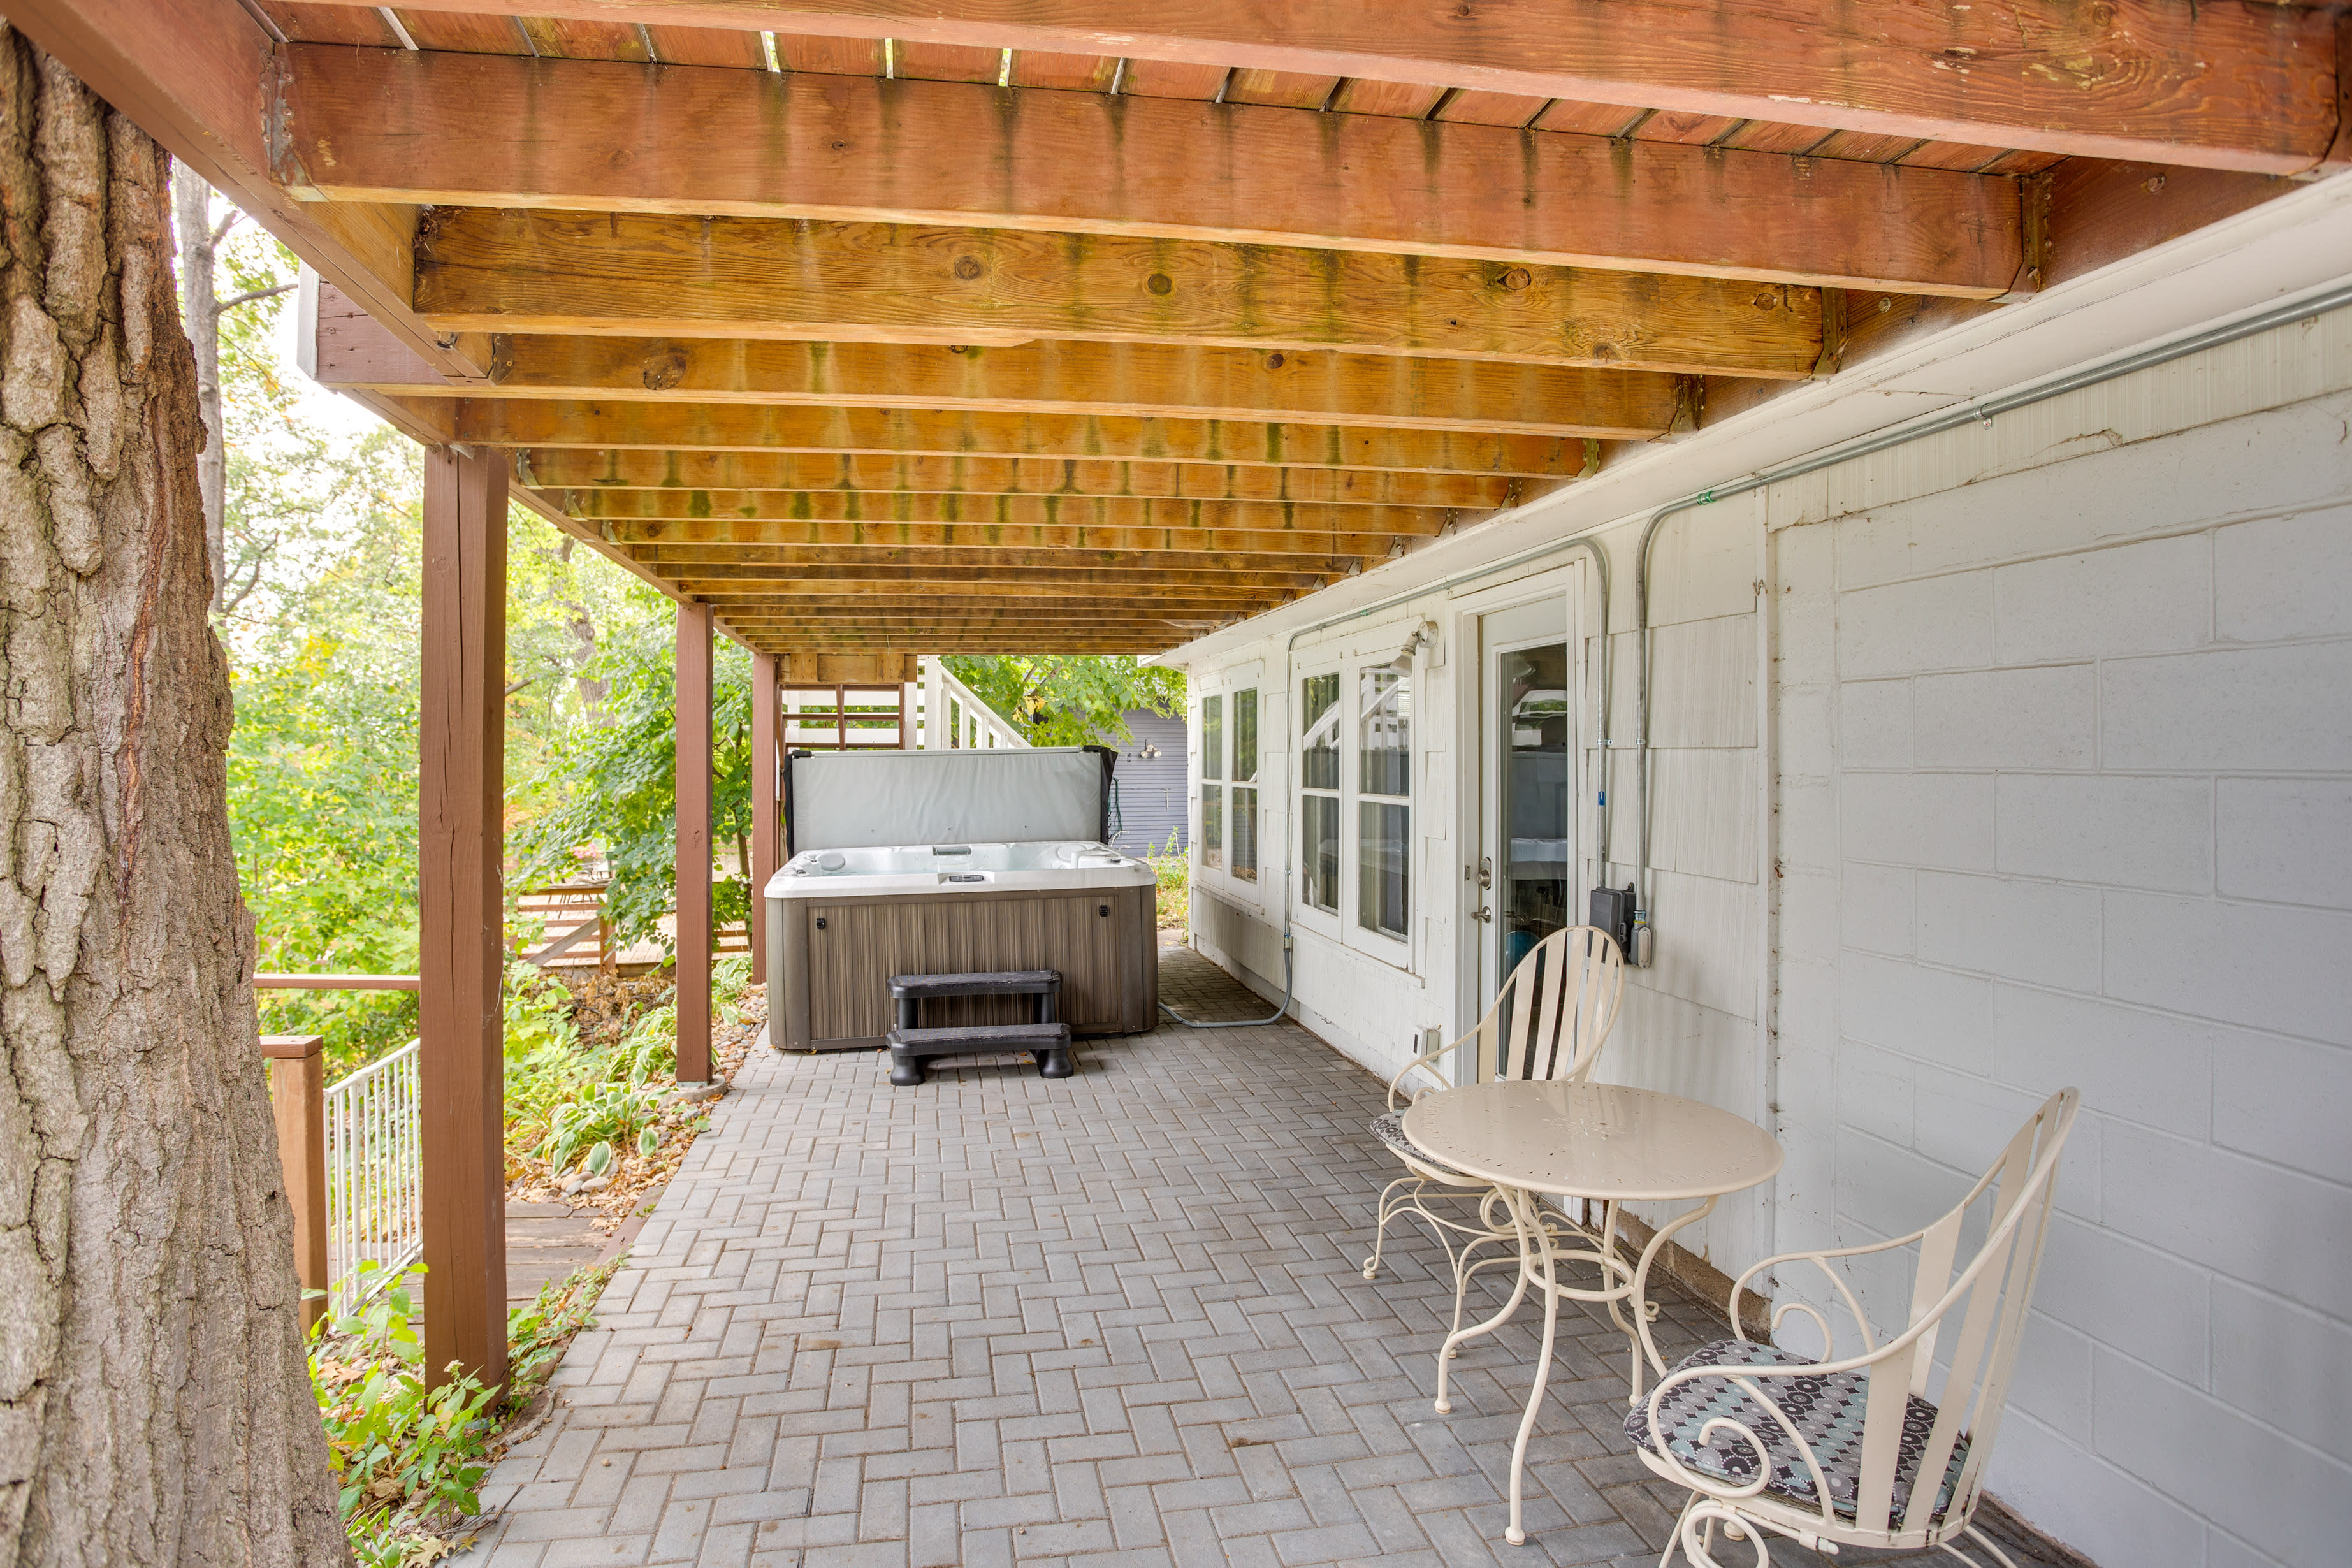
[18,0,2342,1386]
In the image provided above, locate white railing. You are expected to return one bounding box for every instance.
[918,657,1031,750]
[324,1038,423,1314]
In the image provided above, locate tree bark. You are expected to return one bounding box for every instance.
[168,161,221,613]
[0,29,348,1567]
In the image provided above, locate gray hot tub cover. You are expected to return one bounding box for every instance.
[785,746,1115,853]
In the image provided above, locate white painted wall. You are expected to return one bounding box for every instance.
[1763,306,2352,1568]
[1180,301,2352,1567]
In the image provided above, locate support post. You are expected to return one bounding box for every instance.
[750,650,779,985]
[922,657,947,750]
[419,445,509,1391]
[676,600,715,1083]
[261,1034,328,1335]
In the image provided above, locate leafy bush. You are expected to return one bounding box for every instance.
[314,1255,625,1565]
[539,1078,666,1175]
[1146,832,1188,929]
[310,1267,497,1540]
[510,617,757,953]
[943,654,1184,746]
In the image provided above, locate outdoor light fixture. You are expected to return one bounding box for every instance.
[1391,620,1439,670]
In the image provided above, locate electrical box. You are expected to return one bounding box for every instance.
[1588,883,1636,961]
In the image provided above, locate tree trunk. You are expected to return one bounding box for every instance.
[168,160,222,613]
[0,29,348,1568]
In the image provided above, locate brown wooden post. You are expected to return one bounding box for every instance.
[261,1034,329,1335]
[750,650,779,986]
[676,600,715,1082]
[418,445,509,1391]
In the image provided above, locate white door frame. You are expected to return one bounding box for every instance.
[1444,564,1586,1061]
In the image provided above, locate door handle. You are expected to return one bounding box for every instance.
[1470,906,1492,924]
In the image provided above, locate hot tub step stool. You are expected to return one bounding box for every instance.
[886,970,1069,1085]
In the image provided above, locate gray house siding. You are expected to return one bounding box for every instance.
[1108,709,1187,855]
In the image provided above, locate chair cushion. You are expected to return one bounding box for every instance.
[1368,1112,1470,1177]
[1623,1340,1969,1523]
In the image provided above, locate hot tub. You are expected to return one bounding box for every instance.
[764,749,1160,1052]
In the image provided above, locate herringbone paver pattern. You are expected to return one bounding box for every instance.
[465,947,2065,1568]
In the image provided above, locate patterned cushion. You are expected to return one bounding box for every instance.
[1368,1112,1469,1177]
[1623,1340,1969,1523]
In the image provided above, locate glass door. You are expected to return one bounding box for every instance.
[1477,601,1572,1006]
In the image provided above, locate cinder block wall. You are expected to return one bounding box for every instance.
[1765,307,2352,1568]
[1185,302,2352,1567]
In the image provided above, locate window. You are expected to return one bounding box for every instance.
[1300,673,1340,913]
[1358,668,1411,939]
[1200,693,1223,870]
[1230,689,1259,882]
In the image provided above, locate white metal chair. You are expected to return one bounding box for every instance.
[1625,1087,2080,1568]
[1361,925,1625,1327]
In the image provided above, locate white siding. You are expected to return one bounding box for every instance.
[1767,307,2352,1568]
[1182,300,2352,1568]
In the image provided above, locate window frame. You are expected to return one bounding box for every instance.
[1288,637,1418,968]
[1190,668,1269,912]
[1353,663,1413,948]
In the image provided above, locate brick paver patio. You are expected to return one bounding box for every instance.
[467,946,2065,1568]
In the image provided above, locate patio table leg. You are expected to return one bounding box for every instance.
[1434,1184,1538,1414]
[1622,1193,1718,1405]
[1504,1183,1564,1547]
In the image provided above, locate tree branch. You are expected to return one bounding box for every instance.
[212,281,294,317]
[209,208,241,245]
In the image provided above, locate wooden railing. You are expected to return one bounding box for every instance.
[261,1033,331,1333]
[919,657,1030,751]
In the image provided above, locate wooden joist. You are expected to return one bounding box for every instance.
[562,491,1448,536]
[339,334,1683,438]
[279,47,2021,295]
[523,451,1514,508]
[412,209,1824,377]
[605,521,1404,559]
[317,0,2345,173]
[1,0,489,381]
[455,400,1599,475]
[629,544,1366,576]
[647,564,1316,594]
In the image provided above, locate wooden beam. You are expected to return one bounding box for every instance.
[317,0,2344,173]
[749,650,778,987]
[615,523,1398,559]
[653,567,1312,595]
[417,445,508,1391]
[675,600,714,1084]
[413,209,1823,377]
[1,1,486,379]
[634,544,1355,577]
[458,400,1598,476]
[690,590,1270,612]
[279,47,2019,296]
[2038,159,2303,290]
[521,449,1515,507]
[748,639,1172,653]
[334,333,1682,439]
[569,490,1446,537]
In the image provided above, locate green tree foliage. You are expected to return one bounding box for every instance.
[509,618,755,954]
[943,655,1186,747]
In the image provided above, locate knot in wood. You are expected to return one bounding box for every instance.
[641,345,690,391]
[1497,267,1532,293]
[1263,352,1284,369]
[952,256,983,281]
[1145,273,1174,296]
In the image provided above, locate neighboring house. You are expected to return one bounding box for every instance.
[1166,237,2352,1568]
[1108,709,1186,856]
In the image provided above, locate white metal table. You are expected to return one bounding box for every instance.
[1401,1080,1783,1546]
